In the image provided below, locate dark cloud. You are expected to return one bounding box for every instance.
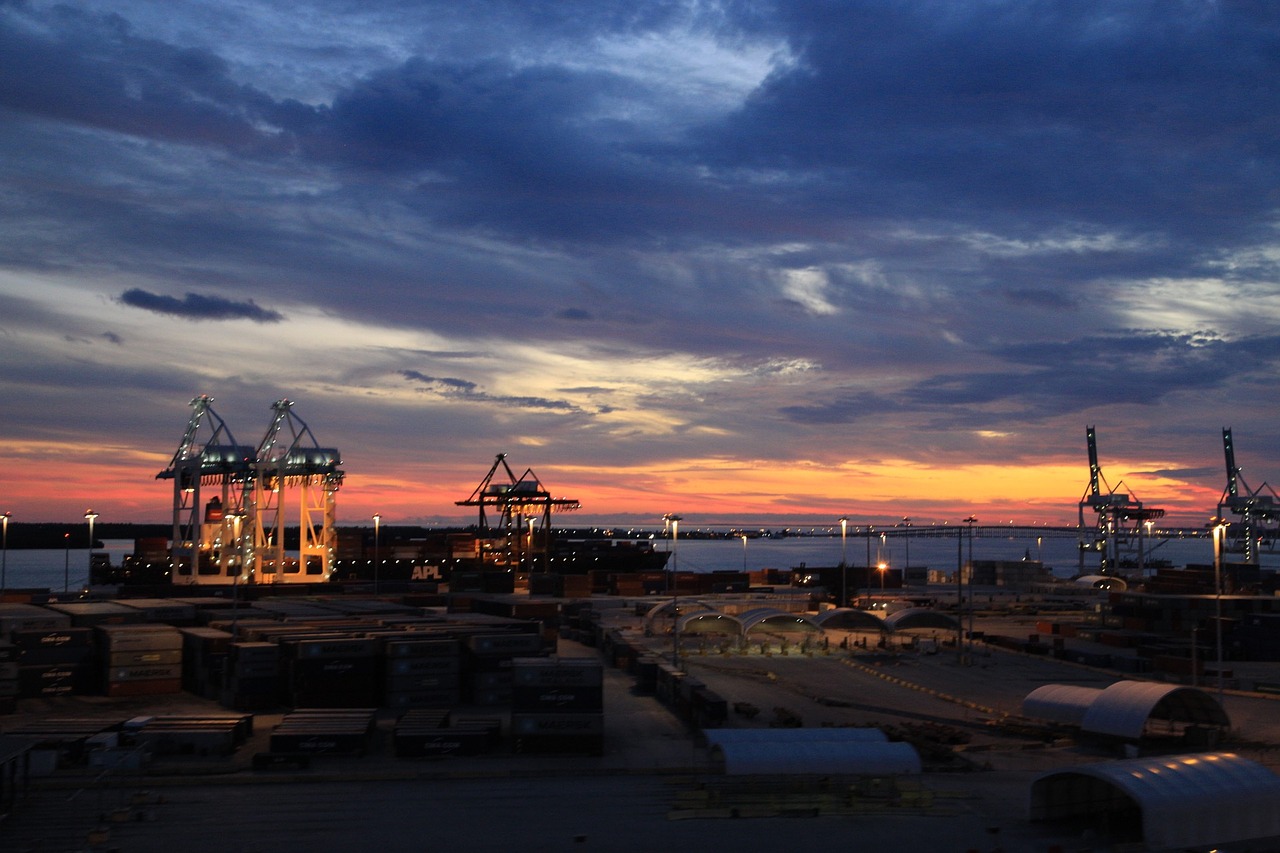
[399,369,585,413]
[556,308,593,321]
[399,370,477,393]
[118,288,284,322]
[782,331,1280,427]
[701,1,1280,245]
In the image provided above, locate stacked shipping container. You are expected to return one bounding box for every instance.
[510,657,604,755]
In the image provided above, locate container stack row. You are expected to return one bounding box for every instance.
[98,624,183,697]
[510,656,604,755]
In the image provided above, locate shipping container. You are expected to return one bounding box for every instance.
[511,684,603,712]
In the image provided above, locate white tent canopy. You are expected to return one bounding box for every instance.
[1081,681,1229,739]
[1021,680,1230,740]
[1022,684,1103,727]
[1030,752,1280,850]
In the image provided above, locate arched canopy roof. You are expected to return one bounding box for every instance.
[1022,684,1103,727]
[812,608,888,632]
[883,607,959,632]
[643,598,718,633]
[676,611,742,636]
[711,738,920,776]
[1074,574,1128,590]
[1030,752,1280,850]
[738,607,823,636]
[1080,681,1230,739]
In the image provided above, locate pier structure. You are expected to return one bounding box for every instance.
[1078,426,1165,575]
[156,396,342,585]
[455,453,579,570]
[1218,427,1279,565]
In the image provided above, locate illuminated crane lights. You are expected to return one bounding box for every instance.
[1219,427,1279,565]
[157,396,342,585]
[456,453,580,570]
[156,395,254,584]
[1078,426,1164,575]
[250,399,343,584]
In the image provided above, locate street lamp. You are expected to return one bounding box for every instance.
[63,532,70,594]
[1212,518,1227,701]
[902,517,911,580]
[839,517,848,607]
[865,526,873,602]
[666,514,682,664]
[964,516,977,656]
[372,513,382,595]
[84,509,98,589]
[1,511,10,591]
[741,534,748,572]
[878,561,887,594]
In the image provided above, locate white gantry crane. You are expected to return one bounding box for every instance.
[156,395,254,584]
[157,396,342,585]
[249,399,344,583]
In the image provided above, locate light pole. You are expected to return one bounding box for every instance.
[839,517,848,607]
[668,515,682,664]
[740,534,748,572]
[1,511,10,591]
[1212,518,1226,701]
[902,517,911,580]
[878,561,887,593]
[63,532,70,594]
[373,513,382,595]
[84,509,98,587]
[964,516,977,657]
[865,526,872,603]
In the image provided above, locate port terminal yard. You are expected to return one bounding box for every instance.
[3,587,1280,852]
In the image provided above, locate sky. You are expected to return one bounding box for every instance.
[1,0,1279,530]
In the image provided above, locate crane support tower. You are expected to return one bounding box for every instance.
[249,399,344,583]
[456,453,580,571]
[1218,428,1279,564]
[1078,426,1165,575]
[156,395,254,583]
[157,397,342,586]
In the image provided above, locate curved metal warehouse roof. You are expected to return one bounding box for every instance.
[812,607,888,632]
[1021,684,1104,727]
[737,607,823,635]
[1080,680,1230,739]
[1030,752,1280,850]
[883,607,959,632]
[675,611,742,635]
[1022,680,1229,740]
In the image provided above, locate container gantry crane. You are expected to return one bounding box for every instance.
[249,399,344,583]
[456,453,579,570]
[1079,426,1165,575]
[1218,428,1279,564]
[155,395,254,583]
